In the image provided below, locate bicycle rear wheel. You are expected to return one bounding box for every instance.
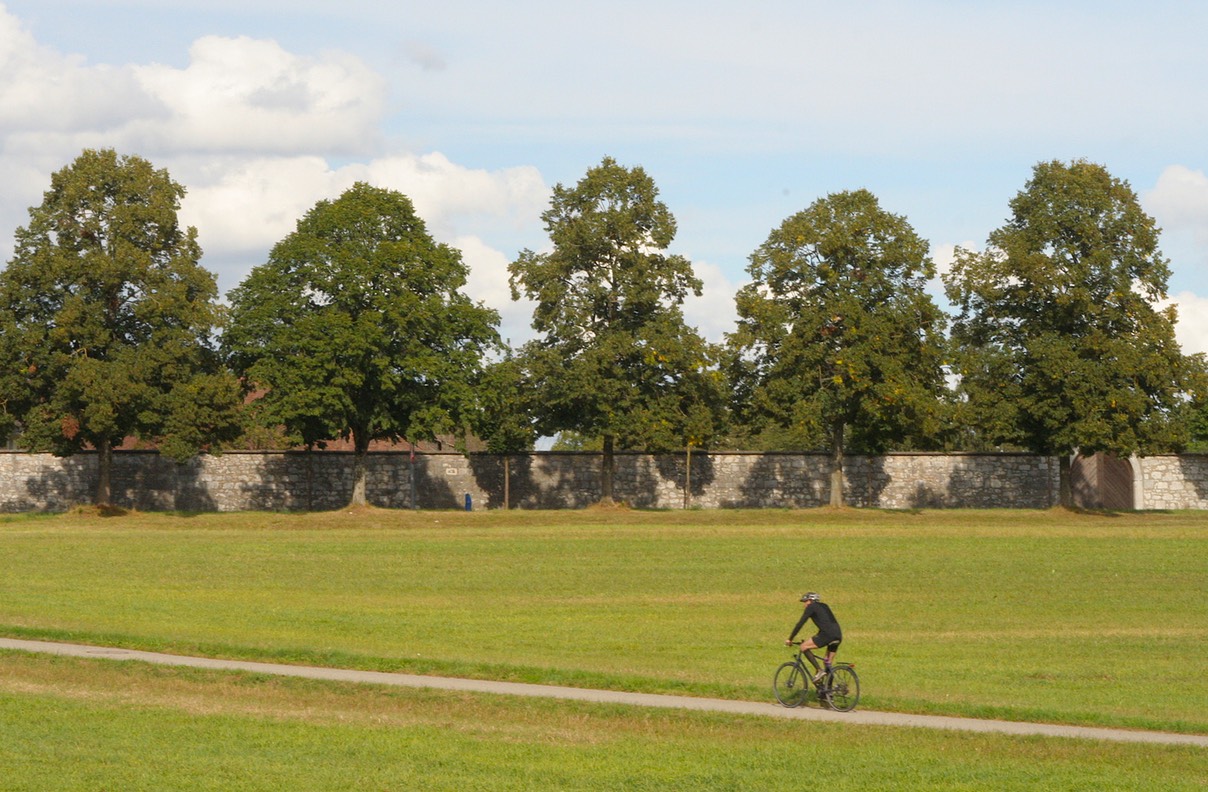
[773,661,809,707]
[823,665,860,712]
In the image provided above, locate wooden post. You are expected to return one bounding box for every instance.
[503,455,511,510]
[683,443,692,510]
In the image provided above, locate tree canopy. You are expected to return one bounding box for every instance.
[509,157,726,500]
[0,148,240,505]
[944,159,1202,502]
[223,182,500,506]
[729,189,948,505]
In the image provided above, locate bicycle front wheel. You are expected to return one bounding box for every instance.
[823,665,860,712]
[773,661,809,707]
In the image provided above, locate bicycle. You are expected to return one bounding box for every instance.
[773,643,860,712]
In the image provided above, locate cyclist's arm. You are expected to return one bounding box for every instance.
[787,607,811,642]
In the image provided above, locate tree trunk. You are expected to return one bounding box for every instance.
[95,436,113,507]
[349,430,369,507]
[601,433,615,503]
[828,422,845,508]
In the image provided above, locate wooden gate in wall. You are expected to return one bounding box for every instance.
[1070,452,1134,510]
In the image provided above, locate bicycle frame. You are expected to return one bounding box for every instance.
[799,646,854,679]
[801,647,824,674]
[776,644,860,711]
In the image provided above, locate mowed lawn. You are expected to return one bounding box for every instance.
[1,507,1206,789]
[1,507,1204,731]
[2,650,1204,792]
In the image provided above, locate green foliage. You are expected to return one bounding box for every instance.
[475,354,537,453]
[944,159,1202,458]
[224,182,500,464]
[549,430,603,451]
[0,149,240,491]
[729,189,948,457]
[509,157,727,460]
[1185,391,1208,452]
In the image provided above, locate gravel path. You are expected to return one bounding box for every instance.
[2,637,1204,748]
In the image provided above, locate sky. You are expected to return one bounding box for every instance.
[2,0,1208,352]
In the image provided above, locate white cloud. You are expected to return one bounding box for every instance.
[358,152,547,243]
[132,35,387,155]
[0,4,547,329]
[682,259,740,344]
[1163,292,1208,357]
[0,9,157,137]
[1147,165,1208,251]
[0,4,400,265]
[455,235,534,346]
[177,156,339,256]
[178,152,548,296]
[0,7,387,158]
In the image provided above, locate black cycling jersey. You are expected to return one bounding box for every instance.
[789,601,842,644]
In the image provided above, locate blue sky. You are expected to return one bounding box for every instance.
[2,1,1208,350]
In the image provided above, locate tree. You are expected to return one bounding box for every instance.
[223,182,499,507]
[944,159,1202,505]
[729,189,948,506]
[509,157,726,501]
[474,354,538,509]
[0,149,241,506]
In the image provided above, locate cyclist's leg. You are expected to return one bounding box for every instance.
[797,638,827,681]
[804,634,840,668]
[798,638,822,667]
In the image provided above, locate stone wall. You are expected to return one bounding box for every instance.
[1134,455,1208,510]
[2,449,1072,512]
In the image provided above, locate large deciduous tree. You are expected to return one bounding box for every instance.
[509,157,725,502]
[0,148,241,506]
[223,182,499,507]
[729,189,947,506]
[944,159,1201,505]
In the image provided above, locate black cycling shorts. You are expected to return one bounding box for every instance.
[811,633,841,651]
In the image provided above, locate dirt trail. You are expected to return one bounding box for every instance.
[1,637,1203,747]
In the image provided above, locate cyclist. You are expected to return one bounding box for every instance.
[785,592,842,682]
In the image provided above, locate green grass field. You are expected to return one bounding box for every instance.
[1,507,1205,789]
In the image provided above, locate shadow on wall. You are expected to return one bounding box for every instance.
[653,451,717,507]
[619,452,719,508]
[0,449,1082,513]
[1171,454,1208,509]
[239,452,464,511]
[410,454,463,509]
[844,456,891,508]
[2,454,94,512]
[495,453,602,509]
[467,451,718,509]
[113,453,219,512]
[236,452,332,511]
[467,454,551,509]
[909,454,1056,509]
[737,453,830,508]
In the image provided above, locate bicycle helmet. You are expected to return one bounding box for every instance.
[800,592,820,602]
